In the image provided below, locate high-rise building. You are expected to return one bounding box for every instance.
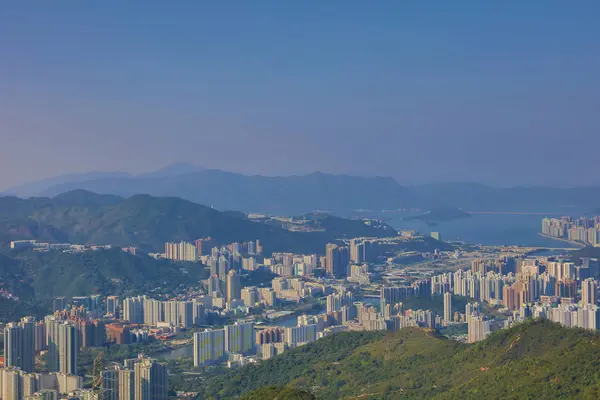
[192,300,205,326]
[471,259,487,275]
[106,296,119,317]
[71,296,92,310]
[325,244,350,277]
[134,358,168,400]
[123,296,144,324]
[258,288,276,307]
[46,317,61,372]
[118,369,135,400]
[261,343,277,360]
[193,329,225,367]
[467,315,489,343]
[79,319,106,348]
[284,324,317,346]
[164,241,197,262]
[242,257,257,271]
[4,317,35,372]
[326,291,354,314]
[208,256,218,277]
[349,239,365,264]
[195,237,216,257]
[218,256,229,280]
[226,270,241,302]
[207,276,222,297]
[52,297,67,312]
[443,292,452,322]
[143,298,163,327]
[2,367,24,400]
[503,285,516,310]
[241,287,258,307]
[164,301,193,328]
[34,321,47,352]
[58,322,78,375]
[380,286,414,309]
[581,278,596,305]
[224,322,254,354]
[46,320,79,374]
[255,240,263,256]
[247,240,256,255]
[255,328,284,345]
[101,369,119,400]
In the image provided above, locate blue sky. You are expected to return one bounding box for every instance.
[1,1,599,188]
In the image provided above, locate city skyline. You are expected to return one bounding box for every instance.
[2,218,600,398]
[2,2,600,188]
[1,2,600,398]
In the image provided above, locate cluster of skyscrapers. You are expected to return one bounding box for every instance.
[163,238,262,263]
[542,216,600,246]
[121,297,205,328]
[1,314,168,400]
[428,256,600,340]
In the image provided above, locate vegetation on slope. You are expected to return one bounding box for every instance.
[0,191,395,254]
[0,248,207,321]
[197,320,600,399]
[197,332,383,399]
[240,386,315,400]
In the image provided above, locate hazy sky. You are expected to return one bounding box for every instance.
[1,1,599,189]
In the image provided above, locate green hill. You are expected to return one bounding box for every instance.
[0,248,208,321]
[240,386,315,400]
[197,320,600,399]
[0,191,396,254]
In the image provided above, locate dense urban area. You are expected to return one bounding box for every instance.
[1,210,599,400]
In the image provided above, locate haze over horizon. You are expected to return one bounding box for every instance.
[2,1,599,189]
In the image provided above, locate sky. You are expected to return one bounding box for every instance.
[1,1,599,189]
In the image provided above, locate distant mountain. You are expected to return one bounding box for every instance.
[51,189,123,207]
[137,162,205,178]
[10,167,600,215]
[7,171,132,198]
[197,319,600,399]
[6,163,205,198]
[0,191,396,254]
[37,170,414,215]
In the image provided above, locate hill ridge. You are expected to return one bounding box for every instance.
[0,191,396,253]
[197,319,600,399]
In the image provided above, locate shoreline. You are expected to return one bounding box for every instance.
[537,233,585,249]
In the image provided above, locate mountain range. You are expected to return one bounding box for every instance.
[5,164,600,215]
[0,190,400,254]
[197,319,600,399]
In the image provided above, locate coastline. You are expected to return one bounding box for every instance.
[537,233,585,249]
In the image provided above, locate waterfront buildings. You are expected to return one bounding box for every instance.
[542,217,600,247]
